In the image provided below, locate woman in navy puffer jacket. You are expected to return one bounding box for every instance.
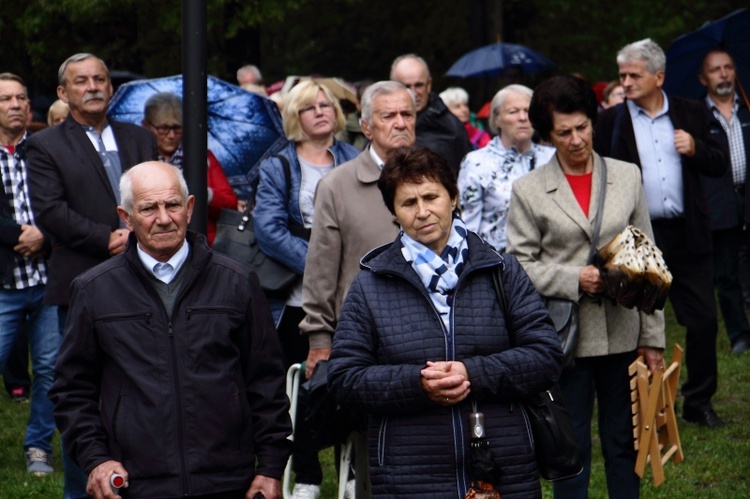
[328,146,562,498]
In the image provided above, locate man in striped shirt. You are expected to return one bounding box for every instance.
[0,72,59,476]
[699,49,750,356]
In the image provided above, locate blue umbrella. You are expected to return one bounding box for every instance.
[107,75,288,198]
[664,8,750,100]
[445,42,556,78]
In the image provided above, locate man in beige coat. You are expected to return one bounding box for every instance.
[298,80,415,498]
[300,81,416,375]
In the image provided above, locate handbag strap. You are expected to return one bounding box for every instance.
[276,154,312,241]
[586,155,607,265]
[247,153,311,240]
[490,264,513,347]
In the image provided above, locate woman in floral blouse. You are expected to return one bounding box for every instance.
[458,85,555,251]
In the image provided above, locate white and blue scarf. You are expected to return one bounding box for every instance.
[400,216,469,329]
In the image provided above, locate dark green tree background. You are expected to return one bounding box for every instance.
[1,0,742,112]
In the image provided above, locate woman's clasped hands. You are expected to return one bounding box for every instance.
[420,360,471,406]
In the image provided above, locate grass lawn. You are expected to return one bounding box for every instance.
[1,303,748,497]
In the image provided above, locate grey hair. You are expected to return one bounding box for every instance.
[58,53,109,86]
[439,87,469,107]
[237,64,263,85]
[144,92,182,125]
[489,84,533,135]
[119,163,189,214]
[616,38,666,74]
[360,81,415,125]
[390,54,431,79]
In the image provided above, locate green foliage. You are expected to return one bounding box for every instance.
[522,0,741,81]
[2,0,744,110]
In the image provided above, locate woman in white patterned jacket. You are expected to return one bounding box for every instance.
[458,85,555,251]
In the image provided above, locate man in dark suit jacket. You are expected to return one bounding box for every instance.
[594,39,728,429]
[25,52,156,499]
[697,50,750,356]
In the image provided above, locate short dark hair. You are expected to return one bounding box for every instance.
[700,49,734,75]
[378,146,458,216]
[529,75,599,142]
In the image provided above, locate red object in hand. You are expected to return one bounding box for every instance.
[111,473,125,489]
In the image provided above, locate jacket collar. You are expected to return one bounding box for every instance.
[542,152,608,240]
[64,114,130,202]
[360,231,503,289]
[124,230,212,277]
[355,148,382,185]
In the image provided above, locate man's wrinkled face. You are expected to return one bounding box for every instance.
[118,163,194,263]
[360,89,416,159]
[391,58,432,112]
[700,51,735,98]
[0,80,29,137]
[618,60,663,106]
[58,57,113,119]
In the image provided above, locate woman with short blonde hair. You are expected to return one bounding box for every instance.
[253,79,360,498]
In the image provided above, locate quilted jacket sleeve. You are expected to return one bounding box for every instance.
[328,275,434,416]
[460,255,563,400]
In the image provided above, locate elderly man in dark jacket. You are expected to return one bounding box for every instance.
[50,162,291,499]
[391,54,473,176]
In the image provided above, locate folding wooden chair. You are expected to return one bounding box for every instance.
[629,344,684,486]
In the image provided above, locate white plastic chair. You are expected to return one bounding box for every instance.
[282,363,357,499]
[282,363,303,499]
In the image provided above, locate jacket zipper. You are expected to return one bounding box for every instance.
[166,321,189,495]
[377,417,387,466]
[367,256,501,498]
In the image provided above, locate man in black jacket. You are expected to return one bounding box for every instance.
[50,162,291,499]
[594,39,728,429]
[390,54,473,176]
[698,49,750,356]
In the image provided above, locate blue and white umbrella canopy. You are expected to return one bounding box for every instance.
[108,75,288,198]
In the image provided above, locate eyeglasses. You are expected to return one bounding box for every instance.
[147,121,183,136]
[299,101,334,115]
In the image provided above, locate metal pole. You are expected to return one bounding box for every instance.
[182,0,207,235]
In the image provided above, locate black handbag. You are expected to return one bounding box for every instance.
[299,360,367,449]
[491,265,583,482]
[213,208,298,295]
[542,298,579,371]
[542,156,608,370]
[213,154,306,297]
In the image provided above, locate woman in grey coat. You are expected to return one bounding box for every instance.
[506,75,665,499]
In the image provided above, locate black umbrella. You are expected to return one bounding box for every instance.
[446,42,556,78]
[465,404,501,499]
[663,8,750,99]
